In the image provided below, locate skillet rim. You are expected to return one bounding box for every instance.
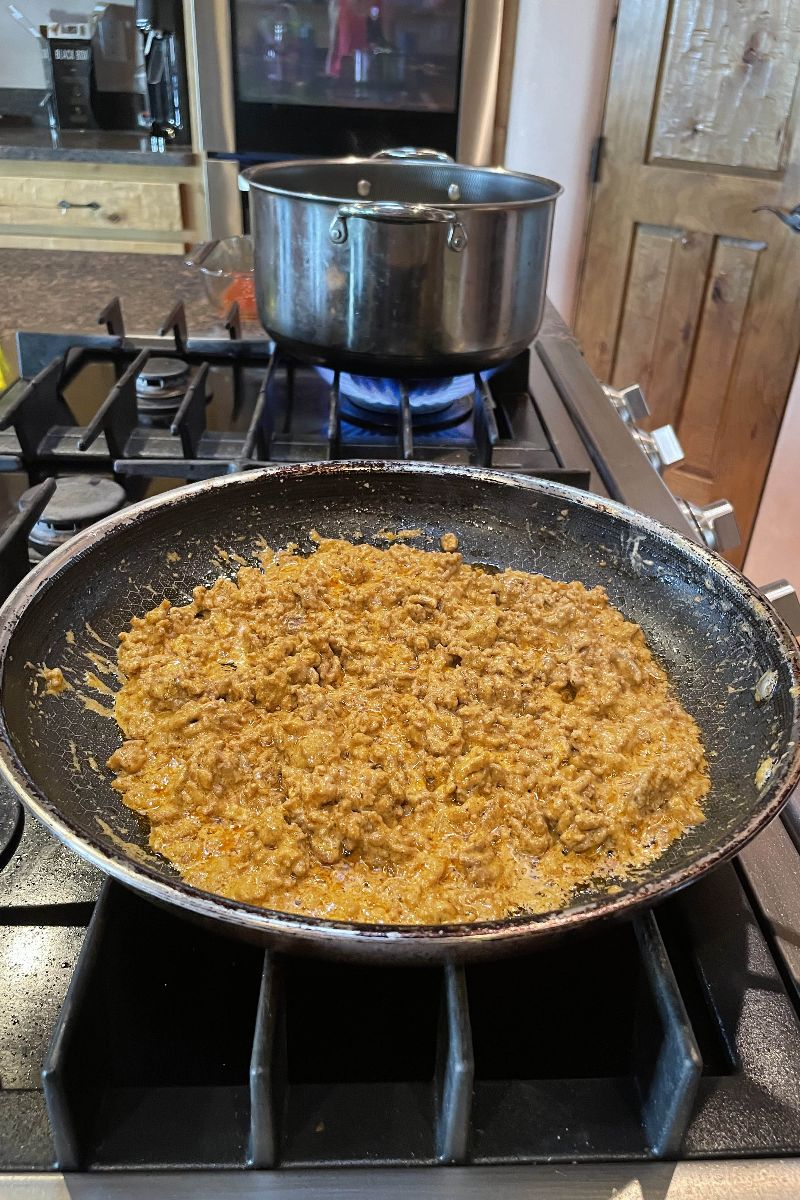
[0,460,798,956]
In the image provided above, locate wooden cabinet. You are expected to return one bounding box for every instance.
[0,160,207,254]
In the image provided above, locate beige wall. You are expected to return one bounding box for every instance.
[504,0,617,323]
[745,363,800,587]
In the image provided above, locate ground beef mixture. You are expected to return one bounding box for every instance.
[107,536,709,924]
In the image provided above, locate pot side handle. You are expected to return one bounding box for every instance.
[330,202,467,252]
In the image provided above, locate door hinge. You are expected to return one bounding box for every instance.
[590,135,605,184]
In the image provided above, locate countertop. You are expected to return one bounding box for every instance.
[0,248,572,380]
[0,126,196,167]
[0,249,236,373]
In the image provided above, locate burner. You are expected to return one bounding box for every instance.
[20,475,127,559]
[136,356,191,420]
[344,373,475,415]
[0,785,21,864]
[315,367,489,431]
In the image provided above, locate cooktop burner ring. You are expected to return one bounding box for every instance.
[339,391,475,432]
[314,367,485,431]
[20,475,127,559]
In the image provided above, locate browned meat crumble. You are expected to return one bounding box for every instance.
[106,536,708,924]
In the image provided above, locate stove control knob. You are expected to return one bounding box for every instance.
[650,424,684,469]
[761,579,800,637]
[601,382,650,424]
[675,497,741,553]
[632,424,684,472]
[618,383,650,423]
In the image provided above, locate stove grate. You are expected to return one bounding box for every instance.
[0,298,573,485]
[43,884,708,1171]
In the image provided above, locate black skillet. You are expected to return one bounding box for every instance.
[0,462,798,962]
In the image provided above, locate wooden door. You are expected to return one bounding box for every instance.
[575,0,800,565]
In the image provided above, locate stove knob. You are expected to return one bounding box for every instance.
[632,424,684,473]
[761,580,800,636]
[601,382,650,424]
[675,497,741,552]
[618,384,650,423]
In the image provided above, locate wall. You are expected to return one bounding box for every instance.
[745,363,800,587]
[504,0,617,323]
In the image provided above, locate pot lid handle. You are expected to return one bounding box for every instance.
[370,147,455,163]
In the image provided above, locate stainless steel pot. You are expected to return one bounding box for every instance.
[241,149,562,377]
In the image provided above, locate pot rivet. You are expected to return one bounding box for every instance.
[447,182,461,201]
[447,221,468,252]
[329,215,348,244]
[357,178,371,197]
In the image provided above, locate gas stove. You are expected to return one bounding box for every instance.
[2,300,800,1198]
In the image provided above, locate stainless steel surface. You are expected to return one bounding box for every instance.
[529,347,605,497]
[537,335,699,537]
[762,580,800,636]
[4,1161,800,1198]
[205,157,244,239]
[675,498,741,554]
[186,0,235,154]
[457,0,505,165]
[244,157,560,374]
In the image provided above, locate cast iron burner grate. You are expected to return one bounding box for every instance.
[0,297,591,485]
[34,863,800,1171]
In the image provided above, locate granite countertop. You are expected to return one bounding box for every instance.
[0,249,244,372]
[0,126,196,167]
[0,248,572,379]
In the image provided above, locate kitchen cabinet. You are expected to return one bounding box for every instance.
[0,159,206,254]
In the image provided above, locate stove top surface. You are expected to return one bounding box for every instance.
[1,300,800,1196]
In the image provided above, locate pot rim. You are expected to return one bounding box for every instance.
[240,157,563,211]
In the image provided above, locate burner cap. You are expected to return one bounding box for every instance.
[136,356,190,395]
[0,786,21,864]
[20,475,126,557]
[136,356,190,417]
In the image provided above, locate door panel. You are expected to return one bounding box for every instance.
[612,225,679,398]
[576,0,800,565]
[649,0,800,171]
[673,236,763,482]
[636,228,711,431]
